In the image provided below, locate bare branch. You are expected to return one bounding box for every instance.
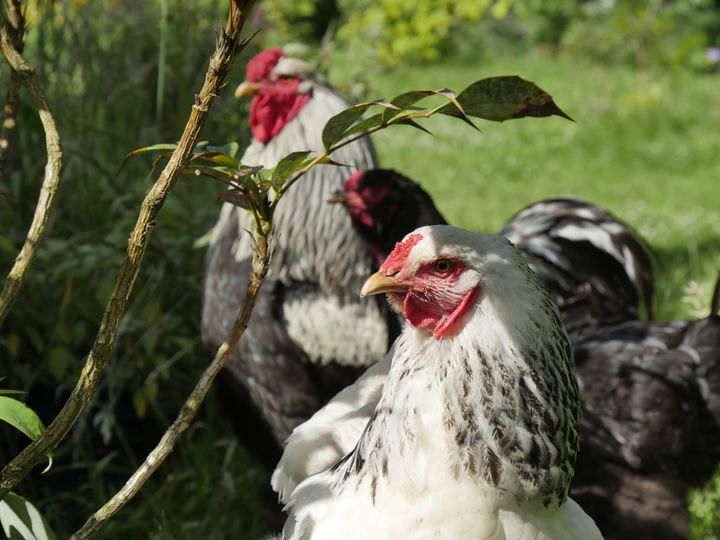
[0,0,257,498]
[0,0,25,178]
[72,231,271,539]
[0,4,62,328]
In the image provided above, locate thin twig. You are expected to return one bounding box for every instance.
[0,0,25,178]
[72,232,271,539]
[0,3,62,328]
[0,0,257,498]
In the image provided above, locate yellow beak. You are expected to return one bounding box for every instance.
[360,271,409,298]
[234,81,261,98]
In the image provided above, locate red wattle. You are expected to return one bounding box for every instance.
[403,286,480,340]
[249,79,312,143]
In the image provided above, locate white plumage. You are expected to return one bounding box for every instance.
[276,225,603,539]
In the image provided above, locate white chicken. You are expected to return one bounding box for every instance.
[277,225,603,540]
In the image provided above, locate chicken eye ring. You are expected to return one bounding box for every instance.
[433,259,454,274]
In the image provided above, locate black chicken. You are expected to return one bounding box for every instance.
[201,49,396,467]
[571,287,720,540]
[326,168,720,539]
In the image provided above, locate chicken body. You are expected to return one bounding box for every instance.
[281,226,602,539]
[201,50,394,464]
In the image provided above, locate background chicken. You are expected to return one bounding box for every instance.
[201,49,397,467]
[313,168,720,538]
[571,285,720,540]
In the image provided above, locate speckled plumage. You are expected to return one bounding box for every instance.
[280,226,601,540]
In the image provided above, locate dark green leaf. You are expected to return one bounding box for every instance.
[441,76,572,122]
[234,165,265,180]
[192,151,242,169]
[381,90,435,123]
[394,118,434,136]
[0,493,57,540]
[270,150,313,189]
[315,156,350,167]
[337,113,386,141]
[218,189,250,209]
[180,165,236,185]
[322,102,374,150]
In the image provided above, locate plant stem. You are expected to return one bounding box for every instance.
[0,0,257,498]
[0,4,62,329]
[0,0,25,180]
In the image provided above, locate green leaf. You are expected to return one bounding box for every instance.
[206,142,240,158]
[117,143,178,173]
[218,189,251,210]
[0,397,45,441]
[0,390,26,396]
[0,493,56,540]
[192,151,242,169]
[270,150,313,189]
[180,165,236,185]
[336,113,387,141]
[441,76,572,122]
[381,90,436,123]
[393,118,434,136]
[322,102,374,150]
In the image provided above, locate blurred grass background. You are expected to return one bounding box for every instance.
[0,0,719,538]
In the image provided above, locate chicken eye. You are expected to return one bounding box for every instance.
[433,259,454,274]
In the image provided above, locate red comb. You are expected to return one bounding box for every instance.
[246,48,284,82]
[381,233,423,273]
[343,171,365,191]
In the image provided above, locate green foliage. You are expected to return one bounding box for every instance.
[336,0,498,64]
[267,0,719,71]
[0,0,256,532]
[560,0,718,68]
[691,469,720,540]
[259,0,340,44]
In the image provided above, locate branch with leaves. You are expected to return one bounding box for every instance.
[0,0,257,499]
[0,2,63,329]
[159,75,570,224]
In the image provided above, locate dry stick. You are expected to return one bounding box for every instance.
[0,0,256,498]
[0,0,25,178]
[0,5,62,328]
[72,233,270,539]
